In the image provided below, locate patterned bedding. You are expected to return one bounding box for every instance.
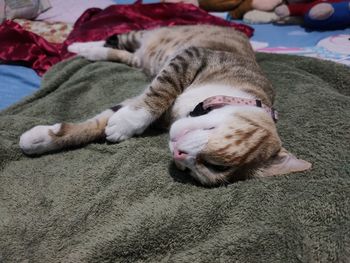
[14,19,73,43]
[249,23,350,66]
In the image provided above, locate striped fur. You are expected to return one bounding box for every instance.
[20,25,311,185]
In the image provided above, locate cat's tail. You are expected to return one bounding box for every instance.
[19,109,115,155]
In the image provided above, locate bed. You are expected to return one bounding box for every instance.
[0,2,350,262]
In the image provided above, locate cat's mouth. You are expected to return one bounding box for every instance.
[173,154,237,186]
[187,160,233,185]
[199,159,232,173]
[174,160,187,171]
[194,158,238,184]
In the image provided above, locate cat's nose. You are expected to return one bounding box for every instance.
[173,148,188,160]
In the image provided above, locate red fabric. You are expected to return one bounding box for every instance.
[0,20,63,76]
[0,2,253,76]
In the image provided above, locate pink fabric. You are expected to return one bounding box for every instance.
[202,95,278,121]
[0,2,253,76]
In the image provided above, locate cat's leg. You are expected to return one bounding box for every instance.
[105,47,209,142]
[22,47,208,152]
[68,41,109,60]
[19,109,114,155]
[68,42,140,67]
[68,31,144,67]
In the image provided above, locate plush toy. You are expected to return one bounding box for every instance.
[237,0,283,24]
[161,0,199,6]
[275,0,350,30]
[162,0,284,24]
[243,10,280,24]
[198,0,242,12]
[198,0,282,19]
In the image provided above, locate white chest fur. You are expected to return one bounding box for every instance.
[172,83,255,119]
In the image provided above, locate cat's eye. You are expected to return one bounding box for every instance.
[201,160,231,172]
[204,127,215,130]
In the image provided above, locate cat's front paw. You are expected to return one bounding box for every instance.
[19,124,61,155]
[105,106,153,142]
[68,41,108,61]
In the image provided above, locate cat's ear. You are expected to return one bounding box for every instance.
[260,148,312,177]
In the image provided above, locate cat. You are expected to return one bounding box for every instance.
[19,25,311,185]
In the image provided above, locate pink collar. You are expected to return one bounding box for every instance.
[189,95,278,122]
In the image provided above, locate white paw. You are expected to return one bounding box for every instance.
[68,41,109,61]
[19,124,61,155]
[68,41,106,52]
[105,106,153,142]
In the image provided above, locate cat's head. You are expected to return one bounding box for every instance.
[169,106,311,185]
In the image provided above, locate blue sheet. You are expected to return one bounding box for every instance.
[0,65,41,110]
[250,23,350,48]
[248,23,350,66]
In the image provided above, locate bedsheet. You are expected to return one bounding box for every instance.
[249,23,350,66]
[0,65,40,110]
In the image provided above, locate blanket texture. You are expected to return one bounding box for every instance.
[0,54,349,262]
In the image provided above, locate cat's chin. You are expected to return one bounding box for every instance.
[188,168,230,186]
[174,160,187,171]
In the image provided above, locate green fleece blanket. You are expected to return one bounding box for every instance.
[0,54,349,263]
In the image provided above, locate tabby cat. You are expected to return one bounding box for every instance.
[19,25,311,185]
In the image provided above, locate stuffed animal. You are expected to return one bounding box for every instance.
[198,0,282,19]
[198,0,242,12]
[162,0,284,24]
[275,0,350,30]
[161,0,199,6]
[243,10,280,24]
[238,0,283,24]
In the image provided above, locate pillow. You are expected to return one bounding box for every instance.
[0,0,51,23]
[36,0,115,23]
